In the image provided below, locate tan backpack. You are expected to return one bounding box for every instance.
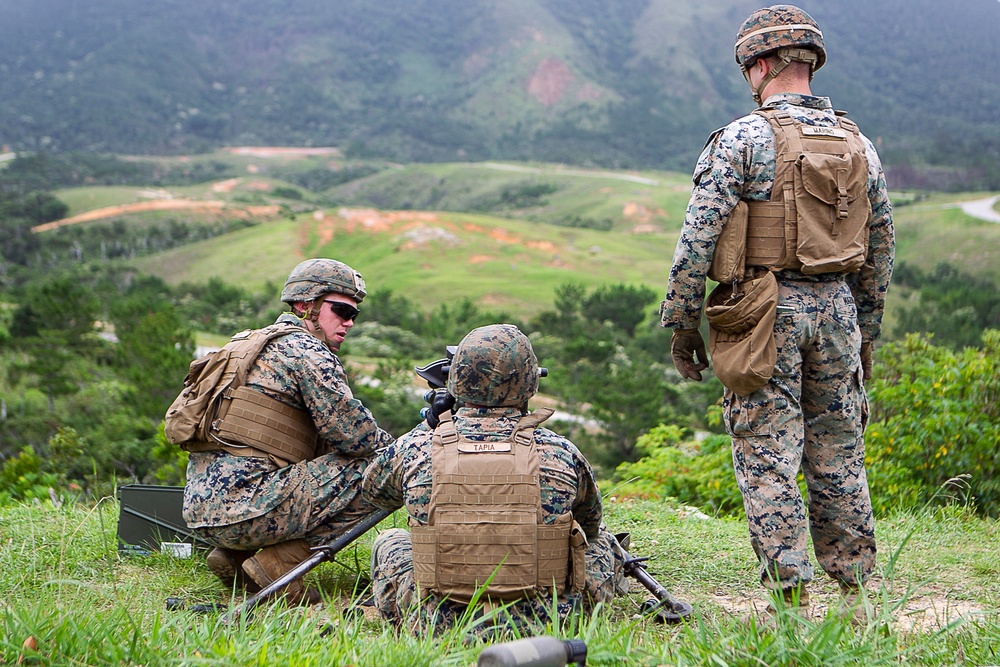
[744,109,872,274]
[163,322,317,462]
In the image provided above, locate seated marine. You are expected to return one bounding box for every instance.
[361,323,628,635]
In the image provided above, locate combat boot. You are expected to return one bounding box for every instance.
[758,584,811,627]
[241,539,321,605]
[206,547,260,592]
[837,582,870,626]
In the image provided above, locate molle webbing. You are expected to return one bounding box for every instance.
[411,408,573,603]
[184,322,318,463]
[212,386,318,463]
[744,201,790,269]
[744,109,870,273]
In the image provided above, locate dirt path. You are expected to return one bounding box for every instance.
[959,194,1000,223]
[710,578,994,633]
[31,199,281,233]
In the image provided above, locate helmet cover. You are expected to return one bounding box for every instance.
[280,258,367,305]
[734,4,826,72]
[448,324,540,407]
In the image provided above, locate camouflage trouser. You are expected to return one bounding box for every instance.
[725,278,875,591]
[370,524,624,636]
[190,453,377,549]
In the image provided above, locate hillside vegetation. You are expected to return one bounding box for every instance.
[4,494,1000,665]
[85,157,999,308]
[1,0,998,187]
[4,149,1000,515]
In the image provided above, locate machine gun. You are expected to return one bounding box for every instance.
[414,349,693,623]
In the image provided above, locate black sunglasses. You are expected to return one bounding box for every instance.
[322,300,360,321]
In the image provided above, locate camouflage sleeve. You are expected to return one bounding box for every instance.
[557,434,604,540]
[535,429,603,539]
[848,136,895,343]
[250,332,395,458]
[660,124,750,330]
[571,449,605,541]
[361,441,405,511]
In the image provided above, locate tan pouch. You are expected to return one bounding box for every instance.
[794,152,870,274]
[568,521,588,593]
[708,200,749,285]
[705,271,778,395]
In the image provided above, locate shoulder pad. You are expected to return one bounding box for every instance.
[704,127,726,149]
[837,116,860,135]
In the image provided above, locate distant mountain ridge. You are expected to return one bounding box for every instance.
[1,0,998,187]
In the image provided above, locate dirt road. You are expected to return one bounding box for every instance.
[31,199,281,233]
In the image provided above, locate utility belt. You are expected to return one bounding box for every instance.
[184,439,276,461]
[773,269,846,283]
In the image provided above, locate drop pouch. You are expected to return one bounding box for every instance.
[705,270,778,396]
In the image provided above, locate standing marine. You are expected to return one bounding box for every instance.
[659,5,894,618]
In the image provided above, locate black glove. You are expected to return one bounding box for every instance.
[421,388,456,428]
[670,328,709,381]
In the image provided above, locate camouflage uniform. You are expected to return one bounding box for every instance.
[183,313,395,549]
[661,92,894,591]
[363,408,622,636]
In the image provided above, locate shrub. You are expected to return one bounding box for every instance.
[611,424,743,517]
[865,329,1000,516]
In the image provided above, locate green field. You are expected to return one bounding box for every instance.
[4,495,1000,666]
[41,157,1000,318]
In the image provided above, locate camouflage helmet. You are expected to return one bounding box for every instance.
[280,258,367,305]
[447,324,540,407]
[734,5,826,73]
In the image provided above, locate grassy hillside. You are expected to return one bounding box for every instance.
[42,158,1000,319]
[133,206,678,317]
[327,161,693,232]
[4,496,1000,665]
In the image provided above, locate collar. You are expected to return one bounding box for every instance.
[759,93,833,110]
[275,312,308,329]
[454,406,524,419]
[274,311,330,346]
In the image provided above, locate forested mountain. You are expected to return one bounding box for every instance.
[1,0,999,186]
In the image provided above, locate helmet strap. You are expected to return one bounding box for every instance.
[291,302,331,348]
[744,48,818,105]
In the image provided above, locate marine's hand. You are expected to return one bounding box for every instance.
[670,328,709,381]
[860,341,873,382]
[421,388,456,428]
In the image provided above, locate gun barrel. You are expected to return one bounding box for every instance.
[222,507,393,624]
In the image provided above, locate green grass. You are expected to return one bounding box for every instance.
[134,207,679,317]
[45,159,1000,322]
[3,495,1000,666]
[54,186,160,215]
[133,218,304,294]
[327,161,693,233]
[892,203,1000,284]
